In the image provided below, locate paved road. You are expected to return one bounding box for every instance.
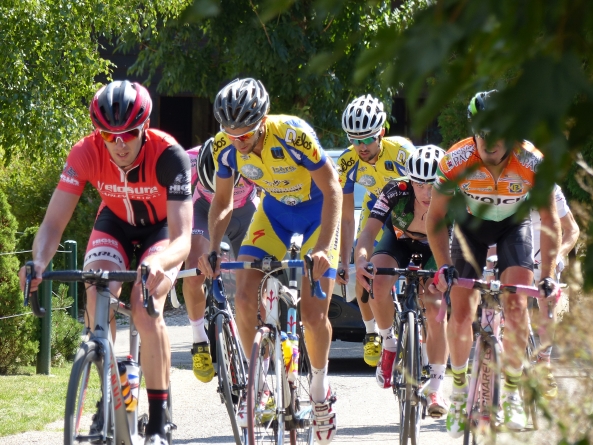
[0,309,576,444]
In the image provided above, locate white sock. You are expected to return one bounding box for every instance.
[363,318,378,334]
[310,364,330,403]
[379,327,398,352]
[189,317,208,344]
[427,364,446,394]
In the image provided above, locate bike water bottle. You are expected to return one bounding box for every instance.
[118,361,137,412]
[122,355,140,410]
[287,332,300,382]
[281,332,292,370]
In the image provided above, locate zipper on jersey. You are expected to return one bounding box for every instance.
[117,164,140,226]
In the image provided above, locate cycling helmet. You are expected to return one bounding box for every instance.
[342,94,386,138]
[467,89,497,120]
[90,80,152,132]
[197,138,241,193]
[406,145,445,183]
[213,78,270,129]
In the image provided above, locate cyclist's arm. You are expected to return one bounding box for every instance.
[538,193,561,280]
[310,159,342,254]
[19,189,79,291]
[558,210,579,258]
[207,174,235,253]
[426,189,453,268]
[354,218,382,266]
[340,192,355,267]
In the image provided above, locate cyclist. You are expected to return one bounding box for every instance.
[184,138,259,383]
[197,78,342,444]
[428,90,561,436]
[531,184,579,398]
[337,94,414,367]
[354,145,450,417]
[18,80,192,445]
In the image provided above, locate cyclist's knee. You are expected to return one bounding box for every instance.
[301,313,329,333]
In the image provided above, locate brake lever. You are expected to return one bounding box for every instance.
[141,263,160,318]
[304,254,326,299]
[361,263,374,303]
[337,269,347,299]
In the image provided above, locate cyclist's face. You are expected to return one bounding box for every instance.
[475,136,508,167]
[411,181,433,208]
[103,122,147,171]
[352,128,384,164]
[223,119,265,155]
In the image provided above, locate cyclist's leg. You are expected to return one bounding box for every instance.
[184,198,213,382]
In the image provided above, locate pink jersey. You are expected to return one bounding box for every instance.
[187,146,257,209]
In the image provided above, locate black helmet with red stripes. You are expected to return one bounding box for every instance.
[90,80,152,132]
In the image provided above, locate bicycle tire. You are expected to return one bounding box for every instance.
[400,311,418,445]
[64,341,115,445]
[289,323,314,445]
[216,315,247,444]
[247,327,285,444]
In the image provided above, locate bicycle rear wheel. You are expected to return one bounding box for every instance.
[289,324,314,445]
[217,315,248,444]
[399,311,420,445]
[247,327,285,444]
[64,341,114,445]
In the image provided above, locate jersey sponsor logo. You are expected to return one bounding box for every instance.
[263,179,290,187]
[271,166,297,174]
[373,199,390,213]
[63,166,78,178]
[498,172,521,181]
[84,249,124,266]
[463,190,526,205]
[339,157,356,173]
[213,138,228,153]
[92,238,119,248]
[358,174,376,187]
[60,174,80,187]
[467,171,488,180]
[517,151,541,172]
[267,184,303,194]
[252,229,265,243]
[508,182,524,194]
[396,149,408,166]
[284,129,314,150]
[271,147,285,159]
[280,195,302,206]
[443,144,474,172]
[312,148,319,161]
[384,161,395,171]
[98,182,159,195]
[359,166,368,172]
[146,244,165,255]
[240,165,264,180]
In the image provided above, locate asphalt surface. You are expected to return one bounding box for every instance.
[0,307,579,445]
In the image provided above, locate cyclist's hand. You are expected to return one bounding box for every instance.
[539,276,561,305]
[197,252,219,278]
[138,256,171,296]
[336,267,349,285]
[18,261,44,293]
[355,257,374,292]
[307,249,330,281]
[430,264,458,293]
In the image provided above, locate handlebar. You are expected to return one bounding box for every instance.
[23,260,143,318]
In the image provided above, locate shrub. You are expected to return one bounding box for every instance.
[50,284,83,367]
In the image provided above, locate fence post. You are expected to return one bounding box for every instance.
[36,260,52,375]
[64,240,78,319]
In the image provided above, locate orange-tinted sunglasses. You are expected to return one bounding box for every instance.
[99,123,144,143]
[220,121,262,142]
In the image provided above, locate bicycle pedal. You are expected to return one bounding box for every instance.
[165,422,178,432]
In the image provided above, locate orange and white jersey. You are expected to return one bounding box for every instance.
[434,137,543,222]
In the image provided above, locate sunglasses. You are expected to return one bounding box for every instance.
[99,123,144,144]
[349,135,379,146]
[220,121,262,142]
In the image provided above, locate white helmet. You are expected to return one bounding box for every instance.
[341,94,386,138]
[406,145,445,183]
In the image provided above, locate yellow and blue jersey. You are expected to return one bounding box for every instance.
[212,115,327,206]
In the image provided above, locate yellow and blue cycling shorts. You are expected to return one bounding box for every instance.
[239,194,340,279]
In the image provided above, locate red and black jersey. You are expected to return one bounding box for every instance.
[57,128,191,226]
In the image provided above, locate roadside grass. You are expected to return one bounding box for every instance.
[0,365,74,436]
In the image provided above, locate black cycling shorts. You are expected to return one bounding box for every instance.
[451,213,533,279]
[372,226,437,271]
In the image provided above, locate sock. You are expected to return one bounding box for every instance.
[379,327,398,352]
[427,364,447,394]
[189,317,208,344]
[146,389,168,437]
[537,345,553,365]
[363,318,378,334]
[310,364,330,403]
[451,363,469,392]
[503,366,523,393]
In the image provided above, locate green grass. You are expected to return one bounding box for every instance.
[0,365,73,436]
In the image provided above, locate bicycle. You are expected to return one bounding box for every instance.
[366,253,432,445]
[177,249,249,445]
[437,276,547,445]
[23,262,175,445]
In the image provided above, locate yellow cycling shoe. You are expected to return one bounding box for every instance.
[363,333,382,367]
[191,342,214,383]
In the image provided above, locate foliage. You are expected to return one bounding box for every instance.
[0,187,38,374]
[0,0,189,164]
[50,285,83,367]
[121,0,431,147]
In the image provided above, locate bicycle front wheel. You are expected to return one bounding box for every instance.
[400,311,420,445]
[64,341,114,445]
[217,315,248,444]
[289,324,314,445]
[247,327,285,444]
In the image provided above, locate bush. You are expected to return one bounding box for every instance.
[0,187,38,374]
[50,284,83,367]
